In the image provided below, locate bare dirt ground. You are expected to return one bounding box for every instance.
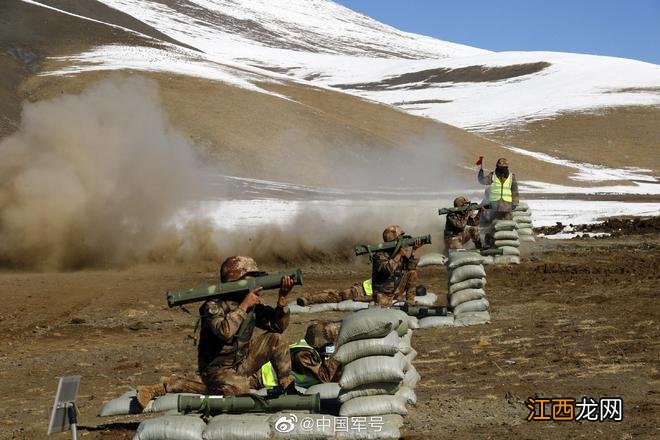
[0,218,658,439]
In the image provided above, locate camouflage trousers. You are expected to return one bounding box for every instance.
[444,226,482,252]
[159,374,207,394]
[302,283,371,305]
[200,332,292,395]
[373,270,417,307]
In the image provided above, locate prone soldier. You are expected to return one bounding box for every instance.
[296,281,372,306]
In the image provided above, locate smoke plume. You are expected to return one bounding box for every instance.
[0,76,466,270]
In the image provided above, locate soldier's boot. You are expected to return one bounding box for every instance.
[136,383,166,409]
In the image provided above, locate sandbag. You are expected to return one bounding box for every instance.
[418,253,448,267]
[449,264,486,284]
[204,414,271,440]
[414,291,438,306]
[493,230,519,241]
[133,415,205,440]
[406,316,420,329]
[338,382,401,403]
[339,394,408,417]
[395,386,417,405]
[405,348,418,363]
[449,278,486,295]
[517,228,534,236]
[519,235,536,242]
[513,213,532,220]
[305,382,341,400]
[513,202,529,211]
[99,390,147,416]
[499,246,521,256]
[418,316,454,328]
[402,366,421,389]
[150,393,204,413]
[308,303,339,313]
[398,330,413,355]
[339,353,408,390]
[334,414,404,439]
[493,220,518,231]
[449,288,486,308]
[337,308,408,346]
[482,256,494,265]
[289,303,311,314]
[454,311,491,326]
[337,300,370,311]
[447,251,485,269]
[494,239,520,248]
[334,331,401,364]
[453,298,489,315]
[494,255,521,264]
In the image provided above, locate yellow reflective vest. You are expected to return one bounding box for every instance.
[489,174,513,202]
[362,279,373,296]
[260,339,322,388]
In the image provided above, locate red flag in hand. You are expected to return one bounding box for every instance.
[475,156,483,167]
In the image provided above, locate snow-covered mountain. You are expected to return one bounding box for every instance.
[42,0,660,132]
[6,0,660,191]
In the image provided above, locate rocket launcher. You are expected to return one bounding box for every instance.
[166,269,303,308]
[354,234,431,257]
[177,393,321,415]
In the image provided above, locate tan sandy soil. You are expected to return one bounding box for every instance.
[484,105,660,174]
[0,219,658,439]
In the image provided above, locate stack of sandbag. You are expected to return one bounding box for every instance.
[333,307,416,434]
[490,219,521,264]
[513,203,535,242]
[447,250,491,326]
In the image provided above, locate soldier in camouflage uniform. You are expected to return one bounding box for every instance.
[136,256,295,407]
[443,196,482,251]
[371,225,421,307]
[296,283,371,306]
[259,321,342,388]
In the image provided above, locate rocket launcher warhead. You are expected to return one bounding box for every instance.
[166,269,303,308]
[354,234,431,257]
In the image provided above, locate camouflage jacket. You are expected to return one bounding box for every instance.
[371,250,418,295]
[197,299,289,372]
[444,211,479,238]
[292,350,341,383]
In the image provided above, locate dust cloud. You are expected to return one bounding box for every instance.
[0,76,468,270]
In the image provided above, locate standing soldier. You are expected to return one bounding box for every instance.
[371,225,421,306]
[443,196,482,251]
[478,157,519,222]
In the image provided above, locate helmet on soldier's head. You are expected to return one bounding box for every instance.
[453,196,469,207]
[382,225,405,242]
[304,321,341,350]
[496,158,509,168]
[220,256,259,282]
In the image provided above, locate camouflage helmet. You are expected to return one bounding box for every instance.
[453,196,469,207]
[220,256,259,282]
[304,321,341,350]
[382,225,405,242]
[496,158,509,168]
